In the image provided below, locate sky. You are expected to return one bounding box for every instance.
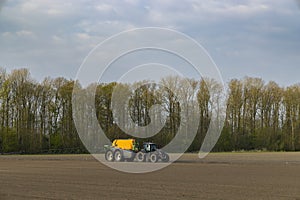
[0,0,300,86]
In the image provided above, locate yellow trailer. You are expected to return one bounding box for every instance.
[112,139,136,151]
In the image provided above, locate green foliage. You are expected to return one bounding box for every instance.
[0,67,300,153]
[50,133,64,149]
[1,128,18,153]
[214,127,233,152]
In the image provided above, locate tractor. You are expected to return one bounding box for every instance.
[104,139,169,163]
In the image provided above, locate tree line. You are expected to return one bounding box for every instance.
[0,68,300,154]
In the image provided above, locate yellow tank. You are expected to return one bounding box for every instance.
[112,139,136,150]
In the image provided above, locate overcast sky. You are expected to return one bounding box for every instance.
[0,0,299,86]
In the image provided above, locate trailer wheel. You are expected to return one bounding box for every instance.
[114,150,124,162]
[136,152,145,162]
[150,153,158,163]
[105,150,114,162]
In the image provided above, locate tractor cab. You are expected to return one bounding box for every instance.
[143,142,157,152]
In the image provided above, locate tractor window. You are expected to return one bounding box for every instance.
[144,143,157,152]
[150,144,157,151]
[145,144,151,152]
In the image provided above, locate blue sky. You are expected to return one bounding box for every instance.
[0,0,299,86]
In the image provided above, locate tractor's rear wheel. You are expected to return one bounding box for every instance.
[136,152,145,162]
[105,150,114,162]
[114,150,124,162]
[150,153,158,163]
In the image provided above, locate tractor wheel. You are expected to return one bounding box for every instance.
[114,150,124,162]
[105,150,114,162]
[136,152,145,162]
[150,153,158,163]
[161,153,169,162]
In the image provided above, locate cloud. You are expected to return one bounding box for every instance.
[19,0,74,17]
[1,30,35,39]
[95,3,115,12]
[16,30,35,38]
[296,0,300,8]
[0,0,6,11]
[0,0,299,86]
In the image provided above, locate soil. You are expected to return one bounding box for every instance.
[1,152,300,199]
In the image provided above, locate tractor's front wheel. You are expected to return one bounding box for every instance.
[105,150,114,162]
[161,153,169,162]
[114,150,124,162]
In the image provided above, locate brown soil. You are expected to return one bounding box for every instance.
[1,152,300,200]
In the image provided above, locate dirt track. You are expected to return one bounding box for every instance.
[1,153,300,199]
